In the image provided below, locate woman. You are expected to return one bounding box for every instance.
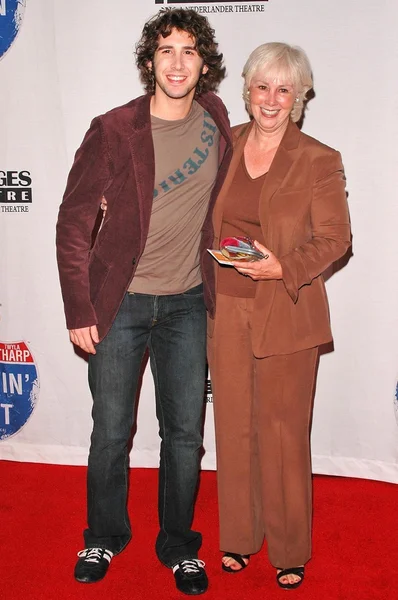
[206,43,351,590]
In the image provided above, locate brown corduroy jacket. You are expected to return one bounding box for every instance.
[206,119,351,357]
[56,93,232,341]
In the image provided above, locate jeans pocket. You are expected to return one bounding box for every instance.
[182,283,204,297]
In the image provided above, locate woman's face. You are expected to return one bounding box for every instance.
[249,70,297,135]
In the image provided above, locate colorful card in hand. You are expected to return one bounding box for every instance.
[220,236,265,261]
[207,249,234,266]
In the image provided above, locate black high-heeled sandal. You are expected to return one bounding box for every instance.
[276,566,305,590]
[222,552,250,573]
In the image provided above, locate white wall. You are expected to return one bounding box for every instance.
[1,0,397,482]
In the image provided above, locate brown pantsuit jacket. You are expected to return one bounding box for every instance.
[206,119,352,357]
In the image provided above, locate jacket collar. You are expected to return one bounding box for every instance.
[127,92,231,142]
[213,119,301,245]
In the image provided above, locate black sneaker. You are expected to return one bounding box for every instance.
[172,559,208,595]
[74,547,114,583]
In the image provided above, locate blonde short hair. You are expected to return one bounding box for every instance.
[242,42,313,122]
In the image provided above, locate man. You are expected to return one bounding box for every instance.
[56,8,232,596]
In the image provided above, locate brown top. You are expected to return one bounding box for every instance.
[218,154,267,297]
[129,100,220,294]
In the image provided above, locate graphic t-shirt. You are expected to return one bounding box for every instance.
[129,100,220,294]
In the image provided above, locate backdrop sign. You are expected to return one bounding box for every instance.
[154,0,268,14]
[0,170,32,214]
[0,0,27,60]
[0,0,397,483]
[0,341,40,441]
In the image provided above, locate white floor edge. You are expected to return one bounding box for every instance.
[1,444,397,484]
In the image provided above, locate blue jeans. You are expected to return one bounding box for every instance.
[84,284,206,567]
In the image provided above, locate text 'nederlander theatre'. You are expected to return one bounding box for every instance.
[154,1,269,14]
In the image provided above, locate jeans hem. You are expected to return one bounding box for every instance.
[84,535,131,556]
[161,554,200,569]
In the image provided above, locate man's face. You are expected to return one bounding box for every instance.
[149,29,208,102]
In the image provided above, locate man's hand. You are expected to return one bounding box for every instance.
[69,326,99,354]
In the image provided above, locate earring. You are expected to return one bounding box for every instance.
[295,97,299,103]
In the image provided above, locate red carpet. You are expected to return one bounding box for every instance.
[1,461,397,600]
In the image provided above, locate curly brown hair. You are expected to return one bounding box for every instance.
[135,9,226,95]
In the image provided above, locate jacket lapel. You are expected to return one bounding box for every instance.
[259,120,301,247]
[197,93,232,165]
[212,121,252,241]
[127,94,155,248]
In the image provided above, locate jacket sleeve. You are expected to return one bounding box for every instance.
[279,150,351,303]
[56,117,113,329]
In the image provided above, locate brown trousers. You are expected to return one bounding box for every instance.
[207,294,319,568]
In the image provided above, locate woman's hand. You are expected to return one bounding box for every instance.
[232,240,283,281]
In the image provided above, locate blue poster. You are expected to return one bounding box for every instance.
[0,341,39,441]
[0,0,26,60]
